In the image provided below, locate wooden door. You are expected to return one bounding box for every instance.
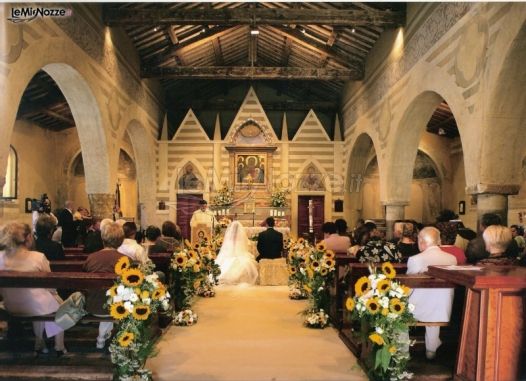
[176,194,203,240]
[298,196,324,242]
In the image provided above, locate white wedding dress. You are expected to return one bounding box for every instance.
[215,221,258,285]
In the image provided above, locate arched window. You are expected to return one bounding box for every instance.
[2,146,17,199]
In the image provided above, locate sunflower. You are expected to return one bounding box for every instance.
[389,298,405,314]
[298,238,305,244]
[152,287,166,300]
[118,331,134,347]
[193,243,200,250]
[381,262,396,279]
[316,242,326,251]
[121,268,145,287]
[401,285,411,296]
[110,302,129,320]
[193,264,201,273]
[188,250,198,259]
[108,285,118,297]
[132,304,151,320]
[377,279,391,293]
[382,308,389,316]
[303,284,312,293]
[141,290,150,299]
[289,266,297,274]
[306,268,314,279]
[389,346,397,354]
[354,276,371,296]
[345,297,355,311]
[324,250,335,259]
[174,254,187,268]
[115,256,131,275]
[366,298,380,314]
[324,259,334,268]
[369,332,385,346]
[320,267,328,276]
[310,260,320,269]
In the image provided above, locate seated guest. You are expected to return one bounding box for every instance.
[407,227,457,360]
[35,214,65,260]
[466,213,520,263]
[83,221,125,349]
[348,225,370,257]
[480,225,517,265]
[335,218,351,239]
[436,220,466,265]
[322,222,350,253]
[257,217,284,261]
[0,223,67,356]
[143,225,161,254]
[356,221,402,263]
[510,225,525,253]
[390,220,405,244]
[149,221,182,254]
[58,201,78,248]
[83,218,108,254]
[397,222,420,259]
[118,222,149,264]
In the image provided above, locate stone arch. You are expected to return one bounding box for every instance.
[344,133,381,223]
[482,19,526,190]
[384,91,451,203]
[168,158,209,201]
[124,119,157,226]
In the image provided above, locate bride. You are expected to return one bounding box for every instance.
[215,220,258,285]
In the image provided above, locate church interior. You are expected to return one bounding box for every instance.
[1,2,526,381]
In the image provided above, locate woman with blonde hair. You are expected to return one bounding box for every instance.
[0,222,67,356]
[481,225,517,265]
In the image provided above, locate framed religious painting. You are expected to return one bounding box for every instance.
[235,153,267,185]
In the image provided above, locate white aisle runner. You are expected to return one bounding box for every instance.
[147,285,367,381]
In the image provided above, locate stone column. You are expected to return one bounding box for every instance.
[88,193,115,219]
[476,193,508,230]
[384,203,406,239]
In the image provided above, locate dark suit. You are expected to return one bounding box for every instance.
[35,237,65,260]
[58,209,77,247]
[257,227,284,261]
[83,230,103,254]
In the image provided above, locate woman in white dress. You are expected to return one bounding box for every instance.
[215,221,258,285]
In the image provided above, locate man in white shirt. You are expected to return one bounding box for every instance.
[407,226,457,360]
[190,200,218,229]
[118,222,149,264]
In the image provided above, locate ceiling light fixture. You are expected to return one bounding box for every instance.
[153,27,158,32]
[300,28,306,34]
[351,27,356,33]
[250,28,259,35]
[438,128,446,136]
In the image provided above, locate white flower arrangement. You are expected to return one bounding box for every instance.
[303,308,329,328]
[173,309,198,326]
[270,187,289,208]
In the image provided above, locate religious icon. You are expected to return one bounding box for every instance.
[178,164,202,190]
[235,153,266,185]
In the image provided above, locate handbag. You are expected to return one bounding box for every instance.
[54,291,87,330]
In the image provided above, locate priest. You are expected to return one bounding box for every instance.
[190,200,218,241]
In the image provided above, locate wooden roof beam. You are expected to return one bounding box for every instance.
[167,98,338,112]
[104,7,405,27]
[267,25,363,73]
[141,66,360,81]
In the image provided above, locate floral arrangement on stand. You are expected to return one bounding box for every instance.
[286,238,309,300]
[345,262,415,380]
[211,184,234,209]
[286,238,336,327]
[107,257,170,381]
[169,242,203,325]
[270,187,289,208]
[193,238,221,297]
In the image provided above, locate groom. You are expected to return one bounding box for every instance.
[257,217,284,261]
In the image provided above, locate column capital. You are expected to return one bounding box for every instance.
[466,183,520,196]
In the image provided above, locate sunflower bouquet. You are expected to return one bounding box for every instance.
[173,309,198,326]
[286,237,310,300]
[107,256,170,381]
[296,240,336,328]
[169,243,204,312]
[192,239,221,297]
[345,262,415,380]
